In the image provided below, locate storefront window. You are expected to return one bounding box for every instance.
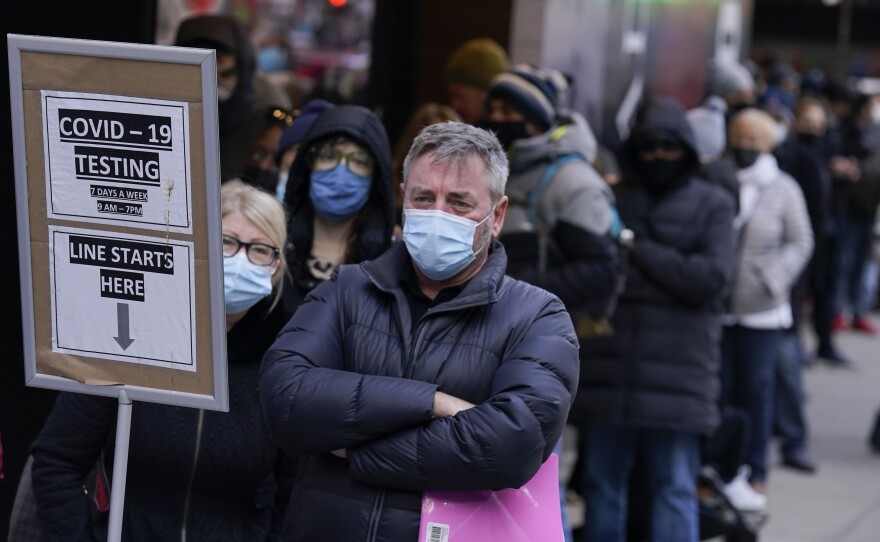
[156,0,374,106]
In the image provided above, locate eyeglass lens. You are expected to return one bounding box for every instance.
[222,235,278,266]
[313,144,374,177]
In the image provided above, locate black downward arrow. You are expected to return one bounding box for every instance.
[114,303,135,350]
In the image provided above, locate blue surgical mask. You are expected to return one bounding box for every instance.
[402,208,493,281]
[309,164,371,221]
[224,252,274,314]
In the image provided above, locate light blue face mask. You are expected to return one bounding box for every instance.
[309,164,371,221]
[224,252,274,314]
[402,207,493,281]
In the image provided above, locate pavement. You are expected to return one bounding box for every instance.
[561,312,880,542]
[751,313,880,542]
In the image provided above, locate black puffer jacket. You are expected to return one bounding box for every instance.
[31,299,290,542]
[571,98,736,435]
[260,241,578,542]
[281,105,395,313]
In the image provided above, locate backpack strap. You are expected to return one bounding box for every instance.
[527,152,586,273]
[524,153,633,338]
[526,152,586,229]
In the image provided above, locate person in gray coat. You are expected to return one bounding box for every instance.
[259,122,579,542]
[721,107,814,503]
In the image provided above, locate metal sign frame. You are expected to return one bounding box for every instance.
[8,34,228,411]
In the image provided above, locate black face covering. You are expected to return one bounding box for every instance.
[731,148,761,169]
[797,133,822,146]
[481,121,531,150]
[636,157,686,193]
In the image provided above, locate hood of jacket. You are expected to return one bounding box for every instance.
[508,110,598,174]
[175,15,256,137]
[622,97,701,190]
[283,105,395,278]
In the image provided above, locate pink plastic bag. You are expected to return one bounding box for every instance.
[418,454,563,542]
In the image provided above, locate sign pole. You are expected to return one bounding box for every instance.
[107,390,133,542]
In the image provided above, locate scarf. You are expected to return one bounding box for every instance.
[734,153,778,231]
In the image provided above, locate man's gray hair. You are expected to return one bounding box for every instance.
[402,121,509,203]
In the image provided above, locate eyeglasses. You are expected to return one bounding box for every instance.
[310,144,375,178]
[222,235,280,266]
[636,140,683,154]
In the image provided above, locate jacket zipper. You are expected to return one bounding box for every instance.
[362,269,436,540]
[180,409,205,542]
[404,319,429,379]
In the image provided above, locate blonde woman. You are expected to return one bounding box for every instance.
[720,108,813,507]
[31,180,292,541]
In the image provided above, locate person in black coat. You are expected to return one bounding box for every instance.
[260,122,579,542]
[573,97,736,542]
[777,96,849,366]
[175,15,258,183]
[767,96,841,475]
[31,181,292,541]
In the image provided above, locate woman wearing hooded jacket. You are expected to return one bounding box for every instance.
[721,108,813,504]
[31,180,292,541]
[279,105,396,314]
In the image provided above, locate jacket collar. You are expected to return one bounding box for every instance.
[361,239,508,310]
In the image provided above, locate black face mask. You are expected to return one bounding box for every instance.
[797,133,822,147]
[636,157,686,193]
[481,121,530,150]
[731,148,761,169]
[242,165,280,194]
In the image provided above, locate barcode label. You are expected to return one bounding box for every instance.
[426,522,450,542]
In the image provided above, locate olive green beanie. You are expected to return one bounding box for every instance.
[444,38,510,90]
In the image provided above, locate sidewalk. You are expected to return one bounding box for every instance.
[757,313,880,542]
[563,313,880,542]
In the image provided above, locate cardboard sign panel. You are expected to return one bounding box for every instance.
[42,91,193,231]
[9,34,228,411]
[49,226,197,371]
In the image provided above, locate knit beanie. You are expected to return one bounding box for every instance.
[487,64,569,132]
[275,99,335,165]
[707,59,756,99]
[444,38,510,90]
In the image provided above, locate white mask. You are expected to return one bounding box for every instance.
[871,104,880,126]
[774,122,788,146]
[217,84,235,103]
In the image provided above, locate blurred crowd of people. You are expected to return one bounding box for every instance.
[7,11,880,542]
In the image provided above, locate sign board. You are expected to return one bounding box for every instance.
[8,34,228,411]
[42,91,192,230]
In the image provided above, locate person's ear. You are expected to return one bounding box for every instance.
[491,196,508,237]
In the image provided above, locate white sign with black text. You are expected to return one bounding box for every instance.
[49,225,197,371]
[42,90,192,232]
